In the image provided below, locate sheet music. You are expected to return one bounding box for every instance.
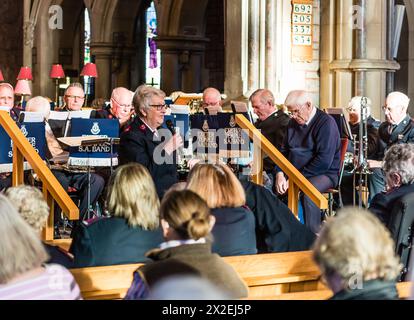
[49,110,92,120]
[170,104,190,114]
[20,112,45,123]
[49,111,69,120]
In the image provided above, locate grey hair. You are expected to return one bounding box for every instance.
[249,89,275,106]
[383,143,414,185]
[348,96,372,116]
[132,84,166,117]
[0,194,49,284]
[64,82,84,96]
[284,90,312,108]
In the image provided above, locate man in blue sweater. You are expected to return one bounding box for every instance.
[275,90,341,233]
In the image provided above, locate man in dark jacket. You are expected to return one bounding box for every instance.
[250,89,290,190]
[367,91,414,201]
[275,90,341,233]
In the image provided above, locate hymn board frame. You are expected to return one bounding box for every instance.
[291,0,314,63]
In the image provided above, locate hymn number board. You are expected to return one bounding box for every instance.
[291,0,313,62]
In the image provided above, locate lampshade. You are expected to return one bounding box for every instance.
[50,64,65,79]
[0,70,4,82]
[81,63,98,78]
[17,66,33,81]
[14,80,31,96]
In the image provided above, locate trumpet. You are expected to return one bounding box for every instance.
[351,96,371,208]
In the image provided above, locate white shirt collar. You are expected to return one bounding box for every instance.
[140,117,158,137]
[305,107,317,126]
[159,238,207,251]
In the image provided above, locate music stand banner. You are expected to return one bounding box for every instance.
[68,118,119,167]
[190,113,250,158]
[0,122,46,173]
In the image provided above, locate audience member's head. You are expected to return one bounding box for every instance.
[110,87,134,122]
[313,207,401,294]
[202,87,223,115]
[250,89,276,121]
[0,83,14,109]
[26,96,51,120]
[160,189,214,241]
[133,85,166,129]
[91,98,106,110]
[186,163,246,209]
[64,82,85,111]
[107,163,159,230]
[148,275,230,300]
[284,90,314,126]
[382,143,414,190]
[384,91,410,125]
[347,96,372,125]
[5,185,49,234]
[0,194,48,284]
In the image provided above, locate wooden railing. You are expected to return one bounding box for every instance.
[0,111,79,241]
[235,114,328,216]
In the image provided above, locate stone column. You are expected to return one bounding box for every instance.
[247,0,260,94]
[90,42,113,99]
[265,0,276,91]
[353,0,367,96]
[23,0,34,69]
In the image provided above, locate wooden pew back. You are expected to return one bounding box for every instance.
[70,250,323,300]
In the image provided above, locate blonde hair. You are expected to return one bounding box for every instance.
[160,190,211,240]
[5,185,50,234]
[107,163,159,230]
[0,194,48,284]
[186,164,246,208]
[313,207,402,287]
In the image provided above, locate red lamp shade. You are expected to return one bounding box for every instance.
[14,80,31,96]
[50,64,65,79]
[0,70,4,82]
[17,66,33,81]
[81,63,98,78]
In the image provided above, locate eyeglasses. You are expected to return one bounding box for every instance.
[202,101,221,108]
[286,105,305,118]
[149,104,169,111]
[66,95,85,100]
[111,98,133,110]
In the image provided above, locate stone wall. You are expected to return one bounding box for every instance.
[0,0,23,84]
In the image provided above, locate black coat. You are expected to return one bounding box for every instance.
[349,116,380,158]
[69,216,163,268]
[376,115,414,159]
[331,280,398,300]
[210,206,257,256]
[118,117,178,198]
[369,183,414,226]
[255,111,290,172]
[44,243,74,269]
[242,180,316,252]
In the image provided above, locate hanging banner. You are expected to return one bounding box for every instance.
[291,0,314,62]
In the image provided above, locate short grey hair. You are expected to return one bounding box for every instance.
[5,185,50,234]
[284,90,312,108]
[348,96,372,116]
[0,194,48,284]
[26,96,51,120]
[133,84,166,117]
[383,143,414,185]
[249,89,275,106]
[64,82,84,96]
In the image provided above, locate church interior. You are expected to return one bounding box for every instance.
[1,0,414,302]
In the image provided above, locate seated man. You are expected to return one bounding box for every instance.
[250,89,290,189]
[93,87,134,131]
[201,87,223,115]
[367,91,414,201]
[25,96,105,223]
[341,96,380,205]
[275,90,341,234]
[369,143,414,226]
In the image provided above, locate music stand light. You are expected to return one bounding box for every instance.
[14,79,32,107]
[50,64,65,110]
[80,63,98,107]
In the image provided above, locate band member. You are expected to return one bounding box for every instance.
[25,96,105,224]
[367,91,414,201]
[275,90,341,234]
[202,87,223,115]
[119,85,183,198]
[93,87,134,131]
[250,89,290,189]
[59,82,85,111]
[0,82,20,121]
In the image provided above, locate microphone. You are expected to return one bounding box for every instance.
[166,119,176,135]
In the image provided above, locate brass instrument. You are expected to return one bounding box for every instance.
[351,96,371,208]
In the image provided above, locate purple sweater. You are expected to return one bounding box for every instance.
[276,109,341,185]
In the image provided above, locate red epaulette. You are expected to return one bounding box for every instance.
[82,216,109,227]
[123,125,132,133]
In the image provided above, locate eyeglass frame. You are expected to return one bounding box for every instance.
[286,104,307,118]
[65,94,85,100]
[149,103,169,111]
[111,97,133,110]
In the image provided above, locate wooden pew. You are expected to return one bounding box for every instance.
[70,250,324,300]
[250,281,412,300]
